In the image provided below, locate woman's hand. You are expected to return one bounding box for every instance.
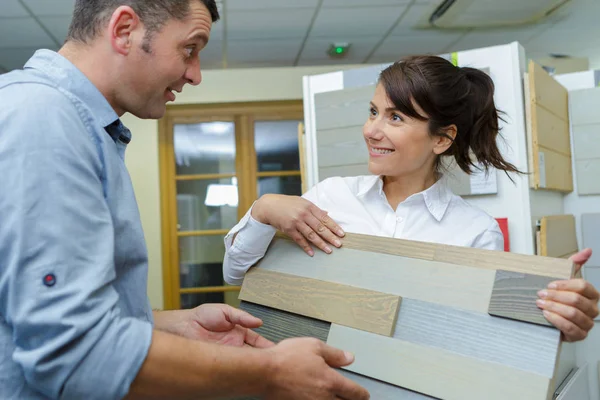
[252,194,345,256]
[537,248,599,342]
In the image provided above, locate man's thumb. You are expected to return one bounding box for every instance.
[320,344,355,368]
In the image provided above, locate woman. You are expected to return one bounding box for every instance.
[223,55,598,342]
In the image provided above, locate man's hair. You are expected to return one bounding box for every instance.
[66,0,219,47]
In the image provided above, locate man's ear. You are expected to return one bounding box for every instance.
[107,6,141,55]
[433,125,457,155]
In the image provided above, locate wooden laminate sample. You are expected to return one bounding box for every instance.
[395,298,560,378]
[327,324,553,400]
[271,232,574,280]
[526,60,573,192]
[238,301,437,400]
[539,215,578,258]
[239,268,402,336]
[256,237,497,314]
[488,270,558,326]
[239,300,330,342]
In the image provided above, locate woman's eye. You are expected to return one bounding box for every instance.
[185,47,195,57]
[391,113,402,122]
[369,107,377,116]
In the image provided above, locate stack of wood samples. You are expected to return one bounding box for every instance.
[237,233,575,400]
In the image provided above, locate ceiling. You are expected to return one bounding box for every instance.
[0,0,599,73]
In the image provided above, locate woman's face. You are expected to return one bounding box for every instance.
[363,83,440,178]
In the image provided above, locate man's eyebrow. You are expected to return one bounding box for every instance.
[188,32,209,45]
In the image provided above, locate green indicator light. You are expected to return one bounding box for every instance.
[336,47,344,54]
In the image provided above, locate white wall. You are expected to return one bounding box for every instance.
[123,63,375,309]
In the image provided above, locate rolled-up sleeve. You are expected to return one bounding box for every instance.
[0,85,151,399]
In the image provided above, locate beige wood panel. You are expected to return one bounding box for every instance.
[529,60,569,121]
[538,149,574,192]
[333,233,575,280]
[327,324,553,400]
[527,60,573,192]
[239,268,401,336]
[257,238,497,314]
[535,105,571,156]
[540,215,578,258]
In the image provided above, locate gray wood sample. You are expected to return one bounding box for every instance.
[255,237,497,314]
[395,298,560,378]
[318,163,371,181]
[238,301,436,400]
[570,87,600,126]
[488,270,558,326]
[570,87,600,195]
[239,300,329,342]
[327,324,553,400]
[581,213,600,267]
[238,268,402,336]
[314,85,374,130]
[316,125,368,168]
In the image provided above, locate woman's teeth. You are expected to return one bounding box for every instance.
[372,147,394,154]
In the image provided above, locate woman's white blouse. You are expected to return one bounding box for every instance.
[223,175,504,285]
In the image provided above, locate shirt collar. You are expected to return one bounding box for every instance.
[357,174,453,222]
[23,49,120,129]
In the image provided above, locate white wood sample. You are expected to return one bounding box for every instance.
[256,238,496,314]
[395,299,560,377]
[582,213,600,267]
[570,87,600,126]
[572,123,600,161]
[314,85,374,130]
[338,370,436,400]
[555,364,591,400]
[316,125,367,168]
[576,159,600,195]
[327,324,552,400]
[318,163,371,181]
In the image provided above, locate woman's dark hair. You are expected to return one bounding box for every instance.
[378,55,521,177]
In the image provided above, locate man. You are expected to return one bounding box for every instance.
[0,1,370,399]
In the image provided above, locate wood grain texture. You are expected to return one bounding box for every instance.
[540,215,578,258]
[527,60,573,192]
[488,270,558,326]
[239,268,402,336]
[582,213,600,267]
[327,324,553,400]
[576,159,600,195]
[237,301,437,400]
[314,85,374,130]
[316,125,368,168]
[271,232,575,280]
[529,60,569,121]
[395,299,561,378]
[239,301,330,342]
[256,237,496,314]
[534,104,571,156]
[570,87,600,126]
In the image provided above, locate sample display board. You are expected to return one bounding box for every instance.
[525,60,573,192]
[570,87,600,195]
[237,233,574,400]
[539,215,579,258]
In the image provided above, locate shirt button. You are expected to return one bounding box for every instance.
[396,216,402,222]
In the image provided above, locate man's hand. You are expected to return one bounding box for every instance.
[264,337,370,400]
[537,248,600,342]
[252,194,345,256]
[154,304,274,348]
